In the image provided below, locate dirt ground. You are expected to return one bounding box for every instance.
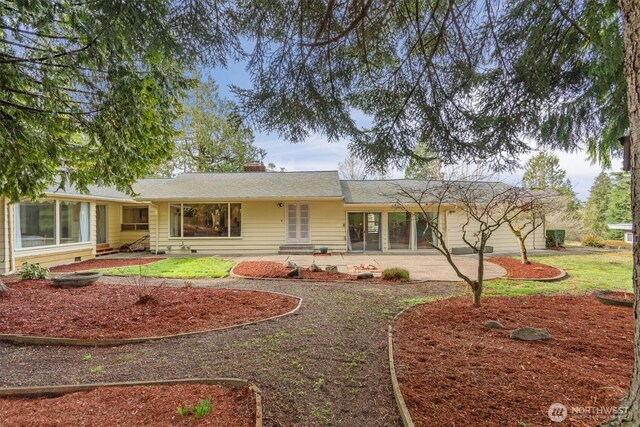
[393,295,634,427]
[0,384,255,426]
[0,279,299,339]
[0,277,461,426]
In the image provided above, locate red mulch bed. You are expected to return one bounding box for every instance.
[0,384,255,426]
[0,279,299,339]
[393,295,633,427]
[488,256,562,279]
[50,258,165,272]
[233,261,364,281]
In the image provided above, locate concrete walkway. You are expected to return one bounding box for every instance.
[230,252,506,282]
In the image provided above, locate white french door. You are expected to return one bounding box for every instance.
[286,203,310,243]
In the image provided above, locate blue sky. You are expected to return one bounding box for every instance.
[209,65,617,201]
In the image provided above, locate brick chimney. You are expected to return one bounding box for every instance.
[243,161,266,172]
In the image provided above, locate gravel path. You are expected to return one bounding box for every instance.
[0,277,463,426]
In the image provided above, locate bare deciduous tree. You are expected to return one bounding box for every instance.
[389,178,551,306]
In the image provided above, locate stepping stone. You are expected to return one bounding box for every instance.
[308,263,322,272]
[483,320,504,329]
[287,267,300,278]
[325,265,338,273]
[510,327,550,341]
[357,272,374,279]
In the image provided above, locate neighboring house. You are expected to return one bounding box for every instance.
[607,223,634,244]
[0,167,545,273]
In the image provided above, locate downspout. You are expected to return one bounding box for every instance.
[8,200,16,274]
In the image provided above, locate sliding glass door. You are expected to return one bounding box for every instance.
[347,212,381,252]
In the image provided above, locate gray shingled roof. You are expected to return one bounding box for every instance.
[341,180,512,204]
[45,185,134,201]
[133,171,344,200]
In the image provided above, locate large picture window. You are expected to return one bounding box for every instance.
[15,200,89,249]
[170,203,242,238]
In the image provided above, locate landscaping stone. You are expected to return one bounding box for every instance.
[0,282,9,296]
[287,267,300,278]
[283,261,297,268]
[308,263,322,272]
[325,265,338,273]
[483,320,504,329]
[357,272,374,279]
[509,327,550,341]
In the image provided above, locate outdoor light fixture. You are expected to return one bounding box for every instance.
[619,135,630,172]
[277,202,284,208]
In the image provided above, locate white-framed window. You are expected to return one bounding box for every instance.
[15,200,90,249]
[170,203,242,238]
[121,206,149,231]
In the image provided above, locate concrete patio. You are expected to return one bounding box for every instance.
[228,252,507,282]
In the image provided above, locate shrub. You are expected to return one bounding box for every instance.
[177,397,213,420]
[382,267,410,282]
[581,233,604,248]
[20,262,49,280]
[545,229,566,247]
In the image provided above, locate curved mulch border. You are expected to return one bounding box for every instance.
[593,290,634,308]
[506,267,567,282]
[0,289,302,347]
[0,378,262,427]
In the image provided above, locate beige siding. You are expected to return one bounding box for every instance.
[15,246,95,269]
[445,210,546,252]
[151,200,347,255]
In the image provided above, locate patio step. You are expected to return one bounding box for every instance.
[278,244,315,255]
[96,243,119,257]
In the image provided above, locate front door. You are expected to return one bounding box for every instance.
[286,203,310,243]
[96,204,107,244]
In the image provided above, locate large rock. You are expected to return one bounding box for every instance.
[287,267,300,278]
[357,272,374,280]
[0,281,9,296]
[283,260,297,268]
[308,263,322,272]
[510,327,550,341]
[483,320,504,329]
[325,265,338,273]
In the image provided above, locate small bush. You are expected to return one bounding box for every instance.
[546,229,566,247]
[177,397,213,420]
[581,233,604,248]
[382,267,410,282]
[20,262,49,280]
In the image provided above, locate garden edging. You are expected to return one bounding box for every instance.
[0,377,263,427]
[0,288,302,347]
[506,267,567,282]
[388,306,416,427]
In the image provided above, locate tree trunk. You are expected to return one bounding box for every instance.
[518,237,530,265]
[472,281,482,307]
[607,1,640,425]
[472,249,485,307]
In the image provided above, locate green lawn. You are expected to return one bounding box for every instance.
[484,251,633,297]
[101,257,235,278]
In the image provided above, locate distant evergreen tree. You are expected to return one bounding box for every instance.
[404,142,444,180]
[583,172,613,237]
[522,152,581,215]
[605,172,632,239]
